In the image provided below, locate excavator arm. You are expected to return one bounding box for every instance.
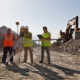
[59,16,79,42]
[65,16,79,41]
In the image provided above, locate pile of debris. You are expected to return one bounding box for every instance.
[50,41,63,51]
[51,39,80,53]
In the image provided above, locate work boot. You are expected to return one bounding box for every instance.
[10,61,15,65]
[1,61,5,64]
[39,61,43,63]
[23,61,27,63]
[48,62,51,64]
[31,61,33,63]
[10,61,14,64]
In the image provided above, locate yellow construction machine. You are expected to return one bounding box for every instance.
[20,26,24,37]
[58,16,79,42]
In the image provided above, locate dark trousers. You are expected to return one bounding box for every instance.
[41,46,50,63]
[2,47,13,63]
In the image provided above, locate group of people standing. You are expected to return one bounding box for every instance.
[1,26,51,64]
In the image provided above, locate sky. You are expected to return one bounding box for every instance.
[0,0,80,40]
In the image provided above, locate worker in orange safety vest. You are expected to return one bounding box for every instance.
[2,28,16,63]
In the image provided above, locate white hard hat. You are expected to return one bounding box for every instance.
[25,26,29,29]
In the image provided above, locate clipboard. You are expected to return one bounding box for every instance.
[37,34,43,39]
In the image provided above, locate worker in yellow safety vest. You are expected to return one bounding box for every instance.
[22,26,33,63]
[39,26,51,64]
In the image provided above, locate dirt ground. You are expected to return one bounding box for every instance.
[0,47,80,80]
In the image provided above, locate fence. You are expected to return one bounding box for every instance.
[32,38,65,47]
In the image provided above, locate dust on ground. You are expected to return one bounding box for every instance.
[0,47,80,80]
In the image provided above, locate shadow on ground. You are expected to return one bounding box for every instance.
[27,63,65,80]
[6,62,29,76]
[49,64,80,76]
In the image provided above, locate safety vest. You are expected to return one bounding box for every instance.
[41,32,51,46]
[22,32,33,47]
[3,33,14,47]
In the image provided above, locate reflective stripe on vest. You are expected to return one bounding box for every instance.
[41,32,51,46]
[3,33,14,47]
[22,32,33,47]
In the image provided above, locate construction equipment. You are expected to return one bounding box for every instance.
[58,16,79,42]
[20,26,24,37]
[15,22,20,38]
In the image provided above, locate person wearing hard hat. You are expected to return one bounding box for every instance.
[22,26,33,63]
[39,26,51,64]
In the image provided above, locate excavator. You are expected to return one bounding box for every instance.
[19,16,79,42]
[58,16,79,42]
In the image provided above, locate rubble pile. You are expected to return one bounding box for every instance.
[50,41,63,51]
[51,39,80,52]
[59,39,80,52]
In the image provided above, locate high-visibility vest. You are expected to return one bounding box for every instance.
[22,32,33,47]
[41,32,51,46]
[3,33,14,47]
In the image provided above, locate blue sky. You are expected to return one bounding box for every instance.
[0,0,80,39]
